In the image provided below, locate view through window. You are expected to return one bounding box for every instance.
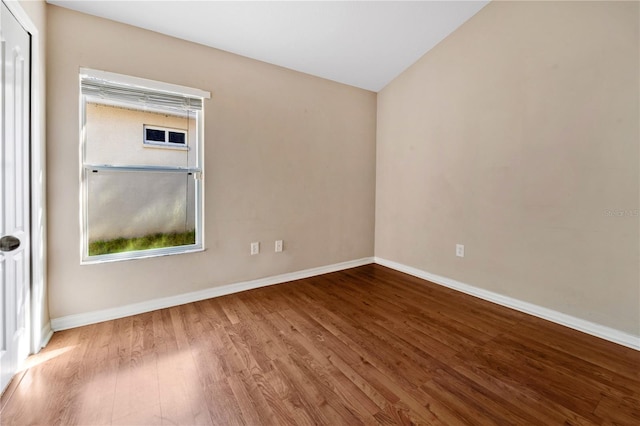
[80,69,209,262]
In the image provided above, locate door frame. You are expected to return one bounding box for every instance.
[2,0,48,354]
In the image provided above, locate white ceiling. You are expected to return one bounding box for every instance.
[48,1,489,92]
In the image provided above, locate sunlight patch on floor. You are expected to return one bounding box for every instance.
[19,345,77,372]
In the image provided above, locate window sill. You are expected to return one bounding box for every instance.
[143,142,189,151]
[81,245,204,265]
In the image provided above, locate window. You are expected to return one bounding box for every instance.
[80,68,210,263]
[144,125,187,148]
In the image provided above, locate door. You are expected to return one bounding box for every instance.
[0,1,31,394]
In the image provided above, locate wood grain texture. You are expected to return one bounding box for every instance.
[1,264,638,425]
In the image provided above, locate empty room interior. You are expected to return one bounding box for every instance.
[1,0,639,424]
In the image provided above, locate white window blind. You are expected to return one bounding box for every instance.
[81,78,203,112]
[80,68,210,114]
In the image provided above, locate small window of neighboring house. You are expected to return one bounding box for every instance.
[79,68,210,263]
[144,125,187,148]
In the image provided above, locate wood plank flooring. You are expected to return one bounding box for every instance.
[1,264,638,425]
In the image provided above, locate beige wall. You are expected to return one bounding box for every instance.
[47,5,376,318]
[47,1,639,340]
[376,1,639,336]
[85,104,196,240]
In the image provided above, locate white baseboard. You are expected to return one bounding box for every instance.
[51,257,375,331]
[374,257,640,351]
[40,322,54,349]
[49,255,640,351]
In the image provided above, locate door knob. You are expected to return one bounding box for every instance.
[0,236,20,252]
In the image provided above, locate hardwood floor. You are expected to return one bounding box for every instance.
[1,264,638,425]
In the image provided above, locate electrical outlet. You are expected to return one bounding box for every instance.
[251,242,260,255]
[275,240,283,252]
[456,244,465,258]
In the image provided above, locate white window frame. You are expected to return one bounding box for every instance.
[143,124,189,149]
[79,68,210,264]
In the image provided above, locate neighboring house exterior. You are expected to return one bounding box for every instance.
[85,102,196,242]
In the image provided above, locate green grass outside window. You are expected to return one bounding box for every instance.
[89,230,196,256]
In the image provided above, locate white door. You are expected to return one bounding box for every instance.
[0,1,31,394]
